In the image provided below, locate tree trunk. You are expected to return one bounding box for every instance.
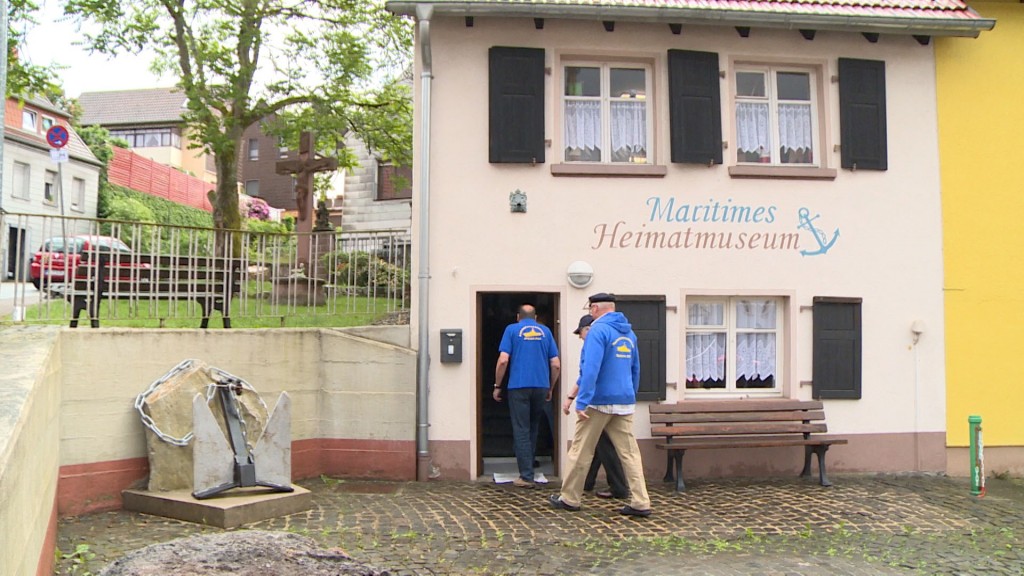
[212,139,242,257]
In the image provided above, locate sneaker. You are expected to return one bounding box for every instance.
[595,490,614,499]
[548,494,581,512]
[620,505,652,518]
[512,477,537,489]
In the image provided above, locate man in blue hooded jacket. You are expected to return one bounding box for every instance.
[550,293,652,517]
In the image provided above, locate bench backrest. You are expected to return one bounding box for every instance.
[70,252,241,297]
[650,399,828,438]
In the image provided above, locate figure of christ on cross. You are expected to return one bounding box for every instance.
[275,131,340,271]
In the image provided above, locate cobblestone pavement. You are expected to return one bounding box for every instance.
[56,474,1024,575]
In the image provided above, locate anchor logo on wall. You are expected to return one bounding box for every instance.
[797,207,840,257]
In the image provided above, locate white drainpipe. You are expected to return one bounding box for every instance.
[415,3,434,480]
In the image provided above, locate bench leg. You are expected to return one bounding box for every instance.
[664,450,674,484]
[815,445,832,487]
[675,450,687,491]
[69,296,87,328]
[801,445,813,477]
[197,298,211,329]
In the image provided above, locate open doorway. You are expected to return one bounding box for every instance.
[477,291,560,480]
[6,226,27,281]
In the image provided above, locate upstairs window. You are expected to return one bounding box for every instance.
[11,162,30,199]
[734,66,818,166]
[71,177,85,212]
[377,164,412,201]
[44,170,57,203]
[248,138,259,161]
[563,62,651,164]
[22,110,37,131]
[41,117,55,131]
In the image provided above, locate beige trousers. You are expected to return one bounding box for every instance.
[558,408,651,510]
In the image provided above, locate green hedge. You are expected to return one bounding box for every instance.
[98,183,214,228]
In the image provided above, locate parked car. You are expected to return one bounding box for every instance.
[29,235,140,290]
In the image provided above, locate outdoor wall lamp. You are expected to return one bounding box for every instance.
[509,189,527,213]
[566,260,594,288]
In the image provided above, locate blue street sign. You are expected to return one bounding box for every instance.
[46,125,70,149]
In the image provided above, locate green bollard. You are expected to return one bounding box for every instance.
[969,415,984,497]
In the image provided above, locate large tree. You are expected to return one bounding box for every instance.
[7,0,61,97]
[64,0,413,230]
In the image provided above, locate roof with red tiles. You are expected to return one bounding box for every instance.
[386,0,994,36]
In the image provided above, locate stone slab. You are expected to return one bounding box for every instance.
[122,485,311,529]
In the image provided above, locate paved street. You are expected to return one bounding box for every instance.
[56,473,1024,575]
[0,281,39,319]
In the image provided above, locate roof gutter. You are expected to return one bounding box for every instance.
[414,3,437,482]
[387,2,995,38]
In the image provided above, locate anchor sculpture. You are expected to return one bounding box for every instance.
[191,368,294,499]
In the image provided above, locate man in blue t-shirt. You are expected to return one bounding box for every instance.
[493,304,561,487]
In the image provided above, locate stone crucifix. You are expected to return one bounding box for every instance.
[275,131,339,271]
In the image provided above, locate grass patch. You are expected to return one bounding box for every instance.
[18,294,402,329]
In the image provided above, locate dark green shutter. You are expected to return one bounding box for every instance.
[489,47,545,164]
[668,50,722,165]
[615,297,666,402]
[812,297,862,400]
[839,58,887,171]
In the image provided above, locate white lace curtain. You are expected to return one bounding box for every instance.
[565,100,601,155]
[564,100,647,159]
[736,102,769,155]
[686,300,777,382]
[735,102,813,158]
[778,103,812,154]
[610,101,646,158]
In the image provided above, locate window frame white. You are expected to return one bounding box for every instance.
[71,177,86,212]
[21,110,37,131]
[684,295,785,398]
[561,59,653,165]
[729,60,823,168]
[44,170,57,204]
[11,161,30,200]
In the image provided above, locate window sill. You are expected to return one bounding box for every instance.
[728,165,837,180]
[551,163,667,178]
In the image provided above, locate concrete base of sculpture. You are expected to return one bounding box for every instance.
[122,485,312,529]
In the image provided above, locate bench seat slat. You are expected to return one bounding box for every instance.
[652,422,827,436]
[657,438,848,450]
[649,410,825,424]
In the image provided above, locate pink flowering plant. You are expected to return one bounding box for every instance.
[245,197,271,221]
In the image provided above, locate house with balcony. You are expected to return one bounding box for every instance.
[2,96,101,281]
[385,0,995,483]
[78,87,216,185]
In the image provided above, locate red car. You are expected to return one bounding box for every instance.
[29,235,139,290]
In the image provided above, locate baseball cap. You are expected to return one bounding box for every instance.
[573,314,594,334]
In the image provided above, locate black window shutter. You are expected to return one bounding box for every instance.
[839,58,887,171]
[615,297,666,402]
[489,47,545,164]
[668,49,722,165]
[812,297,862,400]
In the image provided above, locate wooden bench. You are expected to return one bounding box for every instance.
[649,399,847,491]
[64,251,241,329]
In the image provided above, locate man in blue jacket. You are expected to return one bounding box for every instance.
[550,293,652,517]
[494,304,561,488]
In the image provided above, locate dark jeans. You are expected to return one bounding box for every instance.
[584,432,629,497]
[508,387,548,481]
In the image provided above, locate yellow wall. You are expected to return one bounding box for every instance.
[937,1,1024,446]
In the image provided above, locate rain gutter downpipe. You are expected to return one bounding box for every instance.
[415,3,434,481]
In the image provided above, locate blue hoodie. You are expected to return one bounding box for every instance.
[576,311,640,411]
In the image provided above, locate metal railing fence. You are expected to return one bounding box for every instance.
[0,212,411,327]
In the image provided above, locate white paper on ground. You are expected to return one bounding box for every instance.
[493,472,548,484]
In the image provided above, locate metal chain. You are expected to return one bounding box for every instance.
[135,360,267,447]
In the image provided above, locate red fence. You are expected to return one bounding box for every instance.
[108,147,214,212]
